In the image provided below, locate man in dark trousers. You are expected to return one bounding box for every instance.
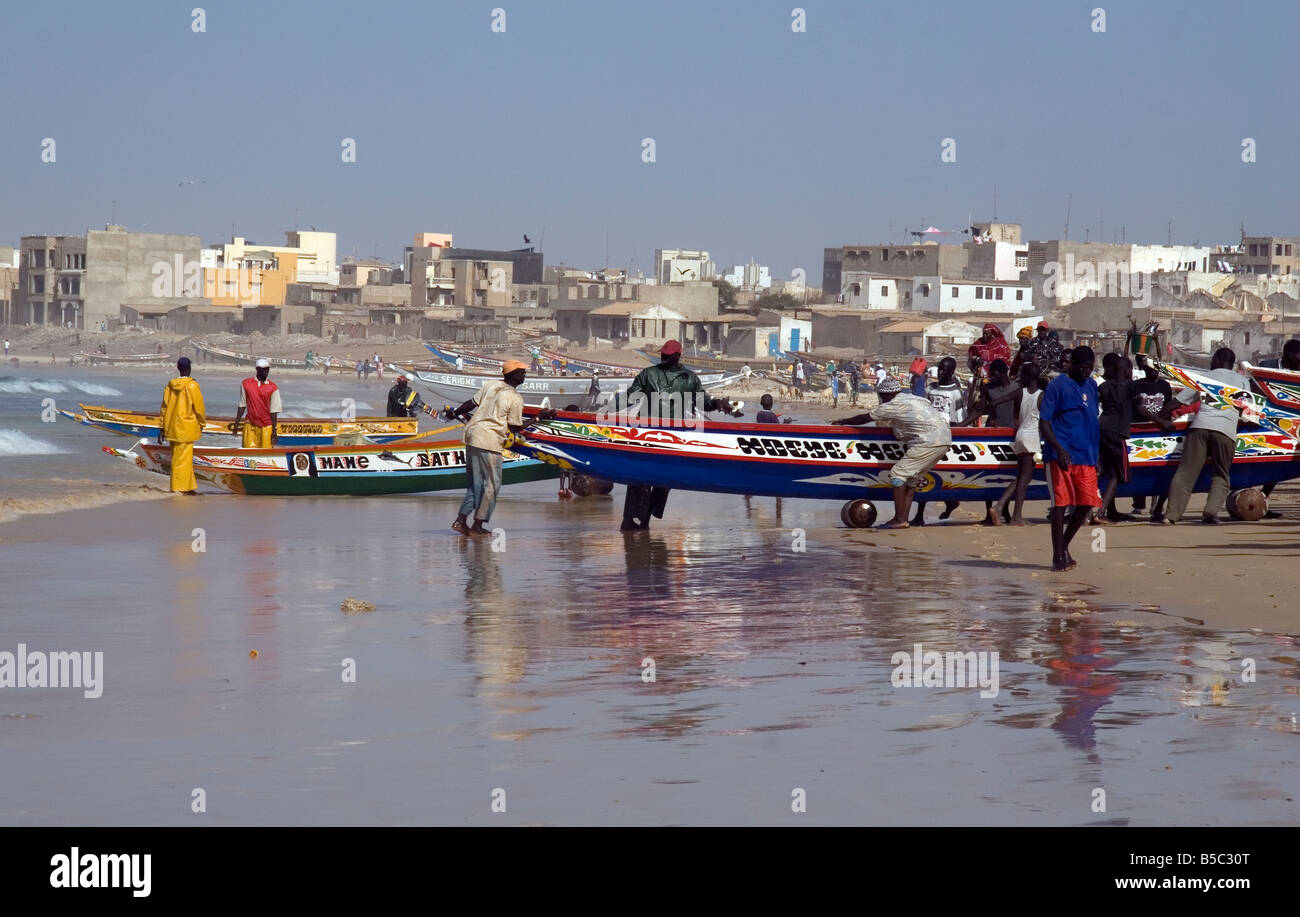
[617,339,739,530]
[1163,348,1249,525]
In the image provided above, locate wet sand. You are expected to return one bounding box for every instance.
[1,486,1297,826]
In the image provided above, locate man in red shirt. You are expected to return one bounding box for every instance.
[234,358,282,447]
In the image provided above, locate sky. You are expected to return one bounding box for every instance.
[2,0,1298,281]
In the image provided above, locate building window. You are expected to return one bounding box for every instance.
[919,283,930,296]
[1287,245,1293,256]
[850,283,860,296]
[1245,332,1251,344]
[995,288,1003,300]
[1015,289,1023,301]
[880,285,888,297]
[31,275,44,294]
[1173,285,1183,294]
[976,287,984,299]
[32,249,45,269]
[881,249,888,260]
[951,287,958,298]
[1277,244,1284,256]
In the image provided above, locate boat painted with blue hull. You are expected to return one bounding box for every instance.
[511,409,1300,520]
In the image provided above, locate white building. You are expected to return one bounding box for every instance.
[1128,244,1214,276]
[217,231,339,285]
[722,260,771,290]
[655,248,714,284]
[840,272,903,309]
[915,277,1033,314]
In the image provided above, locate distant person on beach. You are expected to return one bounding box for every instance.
[157,357,205,495]
[355,359,363,380]
[585,372,603,410]
[455,356,465,372]
[447,360,554,536]
[913,356,965,524]
[3,341,7,356]
[989,362,1044,525]
[827,359,840,407]
[832,378,953,529]
[755,394,780,423]
[363,360,372,380]
[794,360,805,396]
[1163,347,1249,525]
[374,354,383,381]
[872,362,887,388]
[846,360,861,405]
[233,358,280,447]
[1040,345,1100,571]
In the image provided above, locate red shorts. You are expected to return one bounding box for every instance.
[1045,463,1101,508]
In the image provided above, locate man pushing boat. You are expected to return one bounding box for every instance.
[446,360,555,536]
[613,339,741,531]
[831,377,953,529]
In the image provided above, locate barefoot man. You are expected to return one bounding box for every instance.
[158,356,206,494]
[832,377,953,529]
[1039,345,1100,570]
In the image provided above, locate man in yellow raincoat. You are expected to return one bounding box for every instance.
[157,356,206,494]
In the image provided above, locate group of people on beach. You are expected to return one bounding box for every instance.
[821,319,1275,571]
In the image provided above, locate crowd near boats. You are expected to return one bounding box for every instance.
[64,330,1300,569]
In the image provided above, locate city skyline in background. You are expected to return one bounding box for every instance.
[3,0,1298,277]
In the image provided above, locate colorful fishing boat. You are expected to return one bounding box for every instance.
[539,349,643,376]
[424,343,506,371]
[61,403,419,445]
[102,437,557,496]
[194,342,310,370]
[1156,361,1300,439]
[1242,362,1300,412]
[509,406,1300,525]
[395,365,744,408]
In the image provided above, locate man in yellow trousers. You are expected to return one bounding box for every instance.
[158,356,206,494]
[233,358,280,447]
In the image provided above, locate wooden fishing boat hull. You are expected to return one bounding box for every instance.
[65,404,418,445]
[104,439,558,496]
[424,343,503,371]
[511,410,1300,504]
[540,349,644,376]
[402,368,742,406]
[194,342,309,370]
[75,352,172,365]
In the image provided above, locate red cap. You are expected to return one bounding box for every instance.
[660,340,682,356]
[1038,320,1049,328]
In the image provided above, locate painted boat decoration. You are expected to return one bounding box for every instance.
[1242,362,1300,412]
[510,408,1300,520]
[194,342,310,370]
[1156,361,1300,439]
[73,352,172,365]
[396,365,744,408]
[102,438,557,496]
[62,403,419,445]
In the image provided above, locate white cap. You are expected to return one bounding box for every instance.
[404,373,415,382]
[255,358,271,368]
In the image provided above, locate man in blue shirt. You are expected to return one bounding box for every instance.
[1039,345,1100,571]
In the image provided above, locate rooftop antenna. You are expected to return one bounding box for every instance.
[1167,219,1172,245]
[1063,193,1072,240]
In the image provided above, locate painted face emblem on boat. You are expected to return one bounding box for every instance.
[293,454,311,473]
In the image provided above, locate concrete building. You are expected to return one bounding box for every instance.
[340,259,396,287]
[555,280,720,347]
[721,260,771,290]
[1218,236,1300,276]
[840,272,903,310]
[918,277,1033,314]
[879,317,982,355]
[656,249,714,284]
[429,246,541,285]
[824,243,968,297]
[216,232,338,285]
[0,247,18,326]
[963,240,1028,282]
[409,249,513,309]
[724,311,811,358]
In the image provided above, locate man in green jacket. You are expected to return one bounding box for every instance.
[616,339,740,530]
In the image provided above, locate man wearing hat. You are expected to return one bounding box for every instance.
[446,360,554,536]
[832,377,953,529]
[157,357,206,494]
[616,339,740,530]
[234,358,281,447]
[388,372,429,418]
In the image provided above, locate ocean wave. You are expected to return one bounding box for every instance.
[0,429,64,456]
[0,482,169,524]
[289,399,375,417]
[0,376,123,397]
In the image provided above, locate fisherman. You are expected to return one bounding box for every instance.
[455,356,465,373]
[827,358,840,407]
[387,373,430,417]
[585,370,603,411]
[1040,345,1100,571]
[967,357,1019,524]
[794,360,806,396]
[616,339,740,531]
[157,357,206,495]
[913,356,965,524]
[446,360,554,536]
[233,358,281,447]
[831,378,953,529]
[1163,347,1249,525]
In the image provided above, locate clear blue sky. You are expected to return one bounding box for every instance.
[2,0,1297,280]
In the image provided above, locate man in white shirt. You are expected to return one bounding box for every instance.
[1164,347,1248,524]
